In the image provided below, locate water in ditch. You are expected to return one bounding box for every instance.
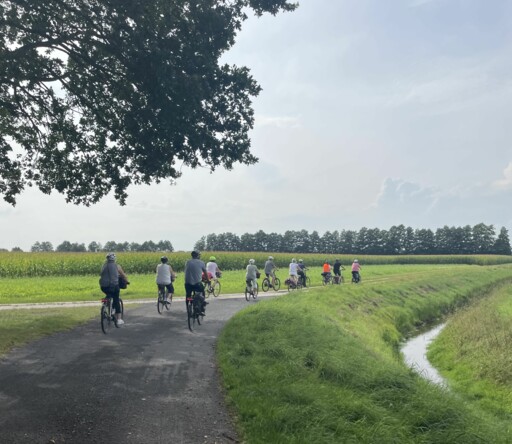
[401,323,447,387]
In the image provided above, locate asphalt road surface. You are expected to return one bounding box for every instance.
[0,295,261,444]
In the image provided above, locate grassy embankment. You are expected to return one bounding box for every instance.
[428,284,512,420]
[217,264,512,443]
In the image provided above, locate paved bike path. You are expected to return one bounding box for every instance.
[0,296,264,443]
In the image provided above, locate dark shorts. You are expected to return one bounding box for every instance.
[185,282,205,307]
[101,285,121,313]
[158,283,174,294]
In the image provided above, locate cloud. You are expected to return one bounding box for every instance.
[492,162,512,190]
[370,176,512,231]
[254,115,301,128]
[374,178,439,212]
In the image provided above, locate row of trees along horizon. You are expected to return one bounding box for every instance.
[3,223,510,256]
[194,223,512,256]
[1,240,174,253]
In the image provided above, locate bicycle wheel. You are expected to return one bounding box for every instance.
[186,299,194,331]
[194,293,203,325]
[273,277,281,291]
[204,284,210,299]
[262,279,270,292]
[245,285,250,301]
[212,281,221,297]
[157,287,165,314]
[101,305,111,334]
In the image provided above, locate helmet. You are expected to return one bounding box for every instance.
[106,252,116,261]
[191,250,200,258]
[298,259,303,263]
[249,259,255,264]
[209,256,216,261]
[161,256,168,263]
[291,258,296,263]
[268,256,273,260]
[354,259,359,263]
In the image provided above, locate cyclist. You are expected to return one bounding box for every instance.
[184,251,209,316]
[246,259,259,295]
[99,253,128,325]
[351,259,362,282]
[297,259,308,287]
[321,260,332,283]
[206,256,222,282]
[333,259,345,283]
[264,256,278,288]
[156,256,175,302]
[288,258,300,285]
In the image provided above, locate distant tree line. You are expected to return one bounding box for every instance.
[25,240,174,253]
[194,223,512,255]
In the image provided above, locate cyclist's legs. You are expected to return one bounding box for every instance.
[185,282,206,311]
[102,285,121,318]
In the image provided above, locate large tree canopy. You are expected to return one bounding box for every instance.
[0,0,297,205]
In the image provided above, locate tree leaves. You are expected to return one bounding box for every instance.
[0,0,297,205]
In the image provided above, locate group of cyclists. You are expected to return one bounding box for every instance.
[322,258,361,283]
[100,251,363,326]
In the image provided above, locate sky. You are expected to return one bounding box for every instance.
[2,0,512,252]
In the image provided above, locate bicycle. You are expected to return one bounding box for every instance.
[261,275,281,292]
[322,273,333,285]
[286,277,303,292]
[204,279,221,298]
[245,280,259,301]
[299,274,311,288]
[351,272,361,284]
[100,296,124,334]
[333,275,344,285]
[186,289,204,332]
[157,285,172,314]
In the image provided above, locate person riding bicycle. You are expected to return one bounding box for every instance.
[99,253,128,325]
[206,256,222,283]
[288,258,300,286]
[156,256,175,303]
[246,259,259,295]
[333,259,345,283]
[351,259,361,282]
[297,258,308,287]
[184,250,209,316]
[264,256,278,287]
[321,260,332,282]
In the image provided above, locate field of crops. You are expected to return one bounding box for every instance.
[1,251,512,278]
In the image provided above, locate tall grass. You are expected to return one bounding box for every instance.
[0,251,511,277]
[428,285,512,418]
[217,264,512,443]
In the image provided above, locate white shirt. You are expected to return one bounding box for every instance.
[206,261,218,277]
[156,263,172,285]
[289,263,299,276]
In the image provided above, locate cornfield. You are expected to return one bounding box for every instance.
[0,251,511,278]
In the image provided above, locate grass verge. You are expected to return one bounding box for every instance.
[217,264,512,443]
[0,307,98,356]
